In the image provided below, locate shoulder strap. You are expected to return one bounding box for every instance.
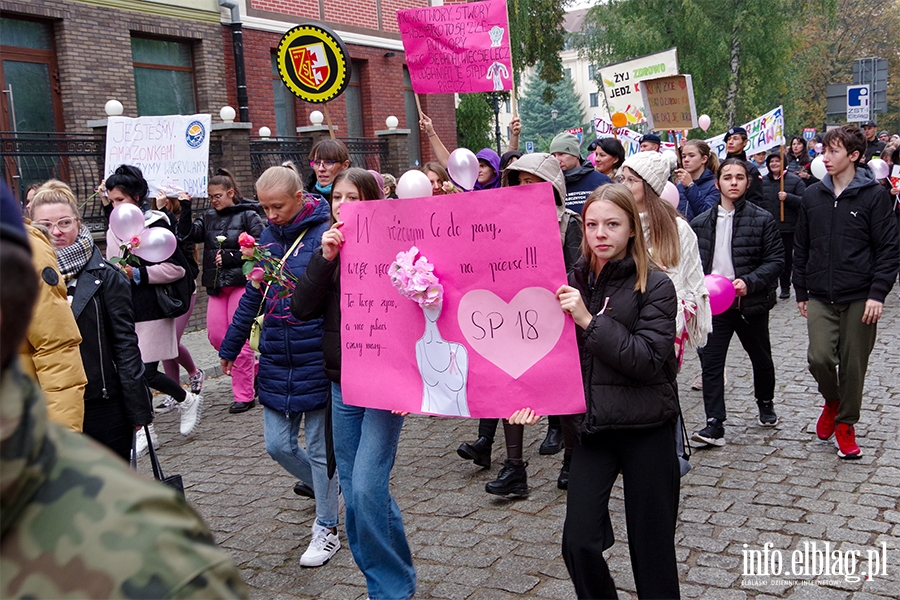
[256,228,309,317]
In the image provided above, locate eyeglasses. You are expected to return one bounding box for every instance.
[35,217,78,232]
[310,160,338,169]
[615,176,643,187]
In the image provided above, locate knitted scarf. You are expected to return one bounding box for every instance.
[55,225,93,283]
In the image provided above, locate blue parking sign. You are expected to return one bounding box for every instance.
[525,141,534,153]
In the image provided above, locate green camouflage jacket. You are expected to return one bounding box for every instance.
[0,362,249,599]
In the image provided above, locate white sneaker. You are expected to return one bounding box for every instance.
[300,523,340,567]
[179,392,203,436]
[155,395,178,414]
[133,424,159,459]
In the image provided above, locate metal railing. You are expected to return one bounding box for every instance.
[249,136,388,184]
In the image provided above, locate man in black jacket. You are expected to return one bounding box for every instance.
[793,125,899,459]
[690,158,784,448]
[758,152,806,299]
[550,132,613,216]
[861,121,885,162]
[723,126,764,206]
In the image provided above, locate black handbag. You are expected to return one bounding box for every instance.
[155,284,185,318]
[131,426,185,497]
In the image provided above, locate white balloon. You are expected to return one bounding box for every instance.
[396,170,433,199]
[109,204,146,241]
[447,148,479,190]
[868,158,889,180]
[698,114,711,131]
[660,181,680,208]
[810,155,828,180]
[132,227,177,262]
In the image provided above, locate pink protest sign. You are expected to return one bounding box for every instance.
[339,183,585,418]
[397,0,513,95]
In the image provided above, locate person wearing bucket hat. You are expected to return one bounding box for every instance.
[723,125,764,206]
[550,132,613,215]
[456,153,584,492]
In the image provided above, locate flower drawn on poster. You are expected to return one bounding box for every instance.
[390,247,470,417]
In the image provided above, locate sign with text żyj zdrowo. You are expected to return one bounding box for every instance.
[705,105,785,159]
[599,48,679,126]
[339,184,585,418]
[105,114,210,198]
[398,0,513,95]
[640,74,698,131]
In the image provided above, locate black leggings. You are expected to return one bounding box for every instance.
[83,395,133,461]
[144,361,186,402]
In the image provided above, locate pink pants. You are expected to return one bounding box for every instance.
[208,286,257,403]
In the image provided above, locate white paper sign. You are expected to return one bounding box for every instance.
[105,114,211,198]
[598,48,679,126]
[704,106,785,159]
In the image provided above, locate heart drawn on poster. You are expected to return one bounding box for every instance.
[457,287,565,379]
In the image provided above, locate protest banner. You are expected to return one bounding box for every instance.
[565,127,584,145]
[105,114,211,198]
[640,74,697,131]
[599,48,679,126]
[705,106,785,159]
[339,183,585,418]
[398,0,513,95]
[592,114,676,158]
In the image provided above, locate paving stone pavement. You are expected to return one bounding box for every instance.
[147,294,900,599]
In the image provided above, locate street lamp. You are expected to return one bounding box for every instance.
[551,108,558,135]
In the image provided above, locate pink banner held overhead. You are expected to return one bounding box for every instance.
[397,0,513,95]
[339,183,585,418]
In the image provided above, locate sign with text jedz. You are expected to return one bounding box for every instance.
[339,184,585,418]
[599,48,679,126]
[640,74,698,131]
[104,114,211,198]
[397,0,513,94]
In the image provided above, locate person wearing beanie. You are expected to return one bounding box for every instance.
[723,126,764,206]
[474,148,501,190]
[456,153,584,492]
[757,152,806,299]
[639,133,662,152]
[550,132,612,215]
[4,183,88,433]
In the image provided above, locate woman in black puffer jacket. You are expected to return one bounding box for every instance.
[550,183,681,599]
[178,168,264,413]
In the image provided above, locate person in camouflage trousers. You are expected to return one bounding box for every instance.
[0,185,249,599]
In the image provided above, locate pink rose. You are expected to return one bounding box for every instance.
[238,232,256,248]
[241,246,255,259]
[248,266,265,288]
[129,235,141,248]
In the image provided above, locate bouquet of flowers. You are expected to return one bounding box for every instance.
[389,246,443,308]
[239,232,298,298]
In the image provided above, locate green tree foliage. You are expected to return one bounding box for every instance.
[519,69,586,152]
[456,93,494,152]
[508,0,572,103]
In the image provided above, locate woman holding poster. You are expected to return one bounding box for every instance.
[553,183,681,599]
[291,168,417,600]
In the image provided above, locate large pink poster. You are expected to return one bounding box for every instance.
[397,0,513,95]
[339,183,585,418]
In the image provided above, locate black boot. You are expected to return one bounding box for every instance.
[457,436,492,469]
[557,454,571,490]
[485,460,528,496]
[539,424,564,455]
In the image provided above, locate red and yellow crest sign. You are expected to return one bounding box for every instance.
[277,24,350,103]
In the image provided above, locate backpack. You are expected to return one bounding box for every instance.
[155,243,195,319]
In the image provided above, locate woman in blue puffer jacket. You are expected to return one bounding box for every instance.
[219,162,341,568]
[675,140,720,221]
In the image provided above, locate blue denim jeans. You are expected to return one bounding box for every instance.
[332,383,416,600]
[263,405,338,528]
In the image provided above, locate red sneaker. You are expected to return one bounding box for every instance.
[816,401,839,440]
[834,423,861,459]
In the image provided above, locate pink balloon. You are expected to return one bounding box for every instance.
[705,274,736,315]
[109,204,146,241]
[661,181,680,208]
[447,148,479,190]
[396,170,433,199]
[868,158,889,180]
[698,114,711,131]
[132,227,177,263]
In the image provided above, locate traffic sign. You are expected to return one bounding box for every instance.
[802,128,816,141]
[846,85,870,122]
[525,141,534,153]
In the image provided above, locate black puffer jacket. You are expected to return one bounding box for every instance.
[291,247,341,383]
[726,152,764,207]
[70,247,152,426]
[569,255,680,433]
[178,199,265,292]
[691,196,784,315]
[793,166,899,305]
[759,171,806,233]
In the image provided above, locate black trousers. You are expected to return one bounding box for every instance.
[698,309,775,422]
[562,425,680,599]
[779,231,794,291]
[83,395,133,461]
[144,361,187,402]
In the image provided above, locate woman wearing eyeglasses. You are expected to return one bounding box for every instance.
[177,168,265,414]
[31,182,152,460]
[306,139,352,205]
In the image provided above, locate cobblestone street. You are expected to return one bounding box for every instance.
[145,294,900,599]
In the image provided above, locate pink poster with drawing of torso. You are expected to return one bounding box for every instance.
[339,183,585,418]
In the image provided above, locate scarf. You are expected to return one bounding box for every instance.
[55,225,93,283]
[315,181,333,195]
